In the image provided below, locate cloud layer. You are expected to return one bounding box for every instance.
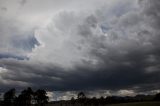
[0,0,160,99]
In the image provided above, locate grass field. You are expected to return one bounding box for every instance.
[46,102,160,106]
[106,102,160,106]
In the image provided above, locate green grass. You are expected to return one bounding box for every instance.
[106,102,160,106]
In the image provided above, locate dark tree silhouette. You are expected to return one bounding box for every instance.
[100,96,105,105]
[91,97,98,106]
[70,97,75,106]
[154,93,160,101]
[77,92,86,106]
[35,89,49,106]
[77,92,86,100]
[16,87,34,106]
[3,88,16,106]
[71,97,75,101]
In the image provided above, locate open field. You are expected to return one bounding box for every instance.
[46,102,160,106]
[106,102,160,106]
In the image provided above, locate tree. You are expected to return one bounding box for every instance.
[3,88,16,106]
[77,92,86,105]
[77,92,86,100]
[35,89,49,106]
[16,87,34,106]
[70,97,75,106]
[154,93,160,101]
[100,96,105,105]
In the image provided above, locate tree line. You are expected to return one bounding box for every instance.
[0,89,160,106]
[1,87,48,106]
[51,92,160,106]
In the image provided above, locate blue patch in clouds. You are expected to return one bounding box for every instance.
[11,34,40,52]
[0,53,29,60]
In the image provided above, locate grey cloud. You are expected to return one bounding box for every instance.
[19,0,27,6]
[0,56,160,92]
[1,7,7,11]
[37,0,160,91]
[0,16,40,60]
[0,53,28,60]
[0,0,160,95]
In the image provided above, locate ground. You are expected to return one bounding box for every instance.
[106,102,160,106]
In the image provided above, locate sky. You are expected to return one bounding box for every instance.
[0,0,160,100]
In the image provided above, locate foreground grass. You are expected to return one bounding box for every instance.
[106,102,160,106]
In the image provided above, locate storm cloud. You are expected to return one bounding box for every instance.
[0,0,160,99]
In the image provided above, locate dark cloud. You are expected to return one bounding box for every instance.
[0,0,160,96]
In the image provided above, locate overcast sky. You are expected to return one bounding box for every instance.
[0,0,160,100]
